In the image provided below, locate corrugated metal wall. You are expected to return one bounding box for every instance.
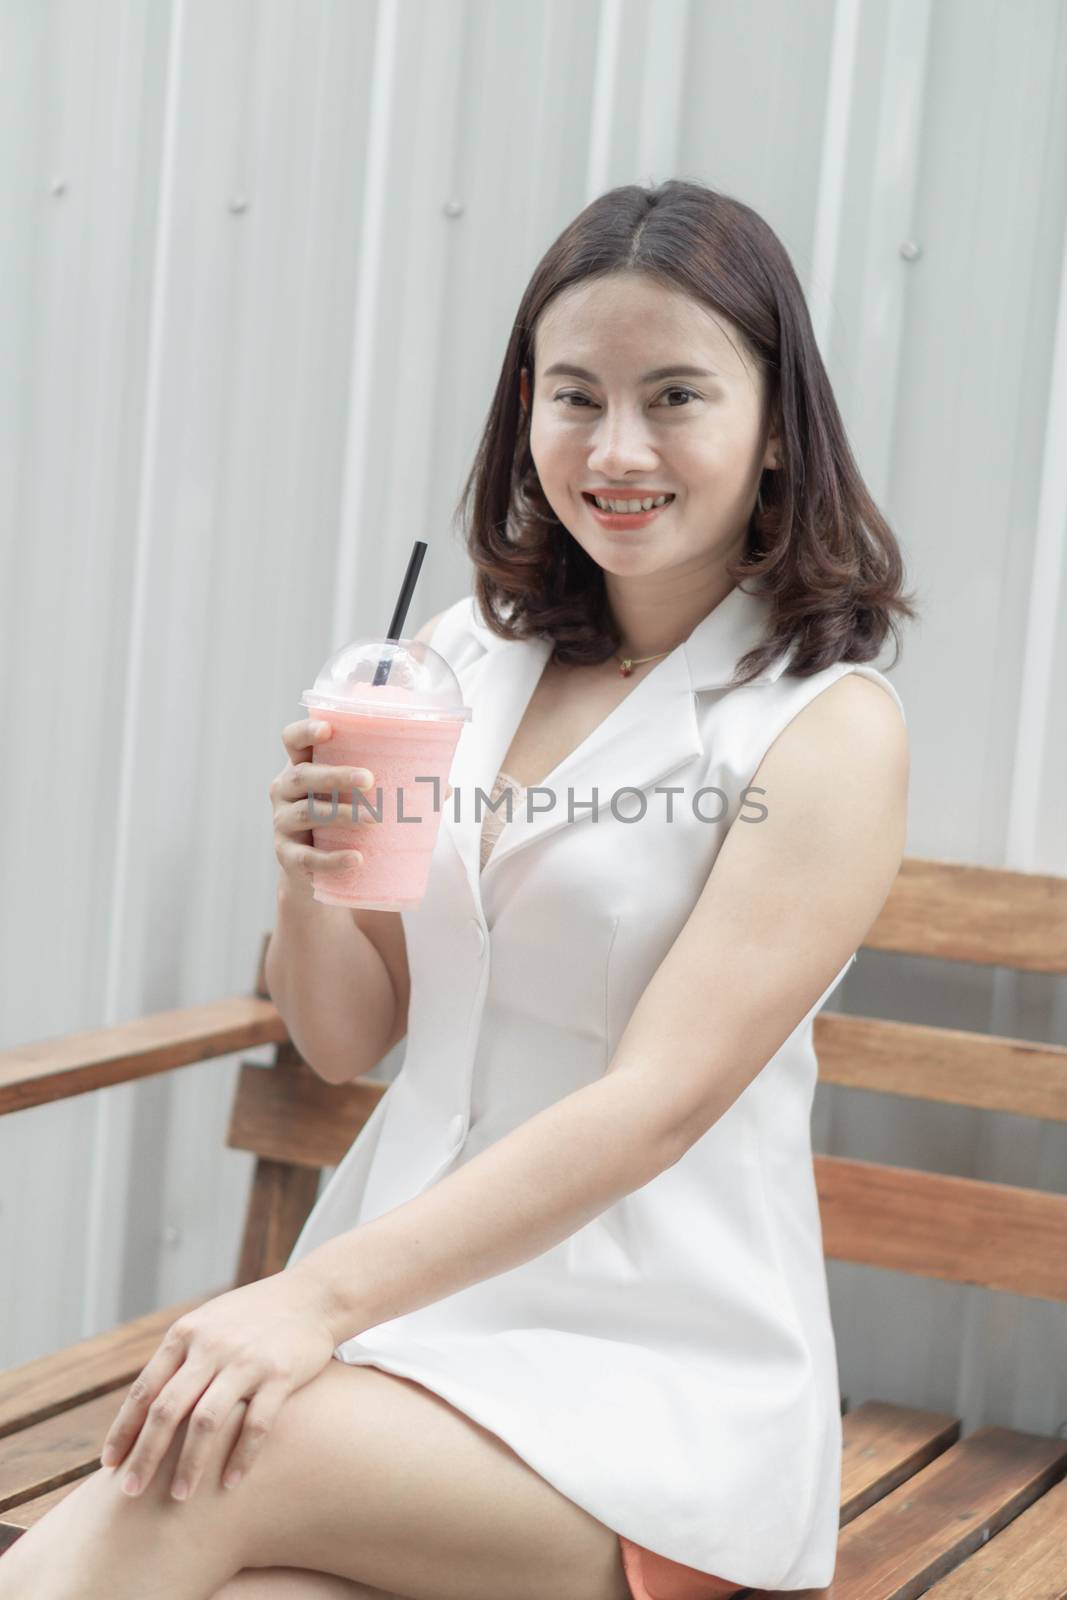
[2,0,1065,1444]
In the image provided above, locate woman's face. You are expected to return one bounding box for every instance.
[519,272,779,580]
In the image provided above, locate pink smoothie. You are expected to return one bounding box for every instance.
[309,707,462,910]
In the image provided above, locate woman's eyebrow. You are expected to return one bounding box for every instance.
[542,362,718,382]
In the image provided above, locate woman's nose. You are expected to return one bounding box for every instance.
[585,412,659,476]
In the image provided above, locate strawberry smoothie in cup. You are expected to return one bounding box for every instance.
[300,633,471,911]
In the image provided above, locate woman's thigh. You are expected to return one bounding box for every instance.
[215,1574,400,1599]
[214,1571,402,1598]
[228,1359,630,1600]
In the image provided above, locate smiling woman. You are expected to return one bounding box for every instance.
[269,181,914,1598]
[2,178,916,1600]
[302,177,913,1597]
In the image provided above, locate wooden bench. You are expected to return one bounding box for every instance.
[2,855,1066,1597]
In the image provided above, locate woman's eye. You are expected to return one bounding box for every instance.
[553,387,700,409]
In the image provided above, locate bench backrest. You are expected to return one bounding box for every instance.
[812,858,1067,1302]
[227,857,1067,1297]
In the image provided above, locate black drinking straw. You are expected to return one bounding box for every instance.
[373,540,428,686]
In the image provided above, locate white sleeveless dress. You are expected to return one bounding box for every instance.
[285,582,907,1590]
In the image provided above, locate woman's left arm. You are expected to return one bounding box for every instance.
[298,673,909,1336]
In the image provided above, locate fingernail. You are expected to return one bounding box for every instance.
[171,1479,189,1501]
[314,722,330,736]
[223,1469,242,1490]
[101,1445,117,1468]
[122,1472,141,1496]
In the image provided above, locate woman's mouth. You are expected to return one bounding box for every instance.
[581,492,676,530]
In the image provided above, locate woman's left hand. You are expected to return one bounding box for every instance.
[99,1268,338,1502]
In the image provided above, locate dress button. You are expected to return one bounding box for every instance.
[447,1113,465,1147]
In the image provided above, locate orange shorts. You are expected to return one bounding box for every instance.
[618,1535,744,1600]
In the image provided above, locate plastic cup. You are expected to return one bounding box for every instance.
[300,635,471,911]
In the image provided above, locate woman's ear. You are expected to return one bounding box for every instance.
[519,367,531,415]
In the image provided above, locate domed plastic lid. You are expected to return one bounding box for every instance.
[302,636,472,722]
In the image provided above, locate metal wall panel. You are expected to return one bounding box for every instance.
[2,0,1065,1448]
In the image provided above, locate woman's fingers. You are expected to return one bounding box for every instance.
[113,1363,222,1497]
[183,1379,289,1499]
[168,1374,268,1501]
[281,717,331,760]
[100,1331,189,1474]
[277,839,364,878]
[274,762,375,803]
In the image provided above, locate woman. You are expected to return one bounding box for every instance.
[1,179,913,1600]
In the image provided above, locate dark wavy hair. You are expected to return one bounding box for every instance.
[453,178,918,684]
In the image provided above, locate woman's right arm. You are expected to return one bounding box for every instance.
[264,884,405,1085]
[264,610,447,1084]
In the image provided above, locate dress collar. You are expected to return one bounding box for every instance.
[466,580,793,692]
[446,583,792,924]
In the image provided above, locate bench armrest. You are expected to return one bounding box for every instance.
[0,997,290,1117]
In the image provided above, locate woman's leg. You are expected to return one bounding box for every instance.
[0,1360,630,1600]
[0,1397,251,1600]
[211,1572,404,1598]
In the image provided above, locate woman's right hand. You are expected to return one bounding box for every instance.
[269,719,375,901]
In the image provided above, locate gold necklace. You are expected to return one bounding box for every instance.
[613,647,673,678]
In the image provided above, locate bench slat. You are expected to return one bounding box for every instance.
[0,1389,120,1515]
[816,1155,1067,1300]
[0,1292,220,1439]
[867,858,1067,972]
[814,1012,1067,1123]
[757,1425,1067,1599]
[0,1000,288,1116]
[0,1480,75,1552]
[840,1401,960,1522]
[226,1053,385,1168]
[922,1472,1067,1596]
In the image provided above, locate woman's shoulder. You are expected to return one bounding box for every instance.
[766,657,906,727]
[793,660,906,730]
[708,658,908,803]
[758,664,909,797]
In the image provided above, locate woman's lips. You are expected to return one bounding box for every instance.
[582,492,675,530]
